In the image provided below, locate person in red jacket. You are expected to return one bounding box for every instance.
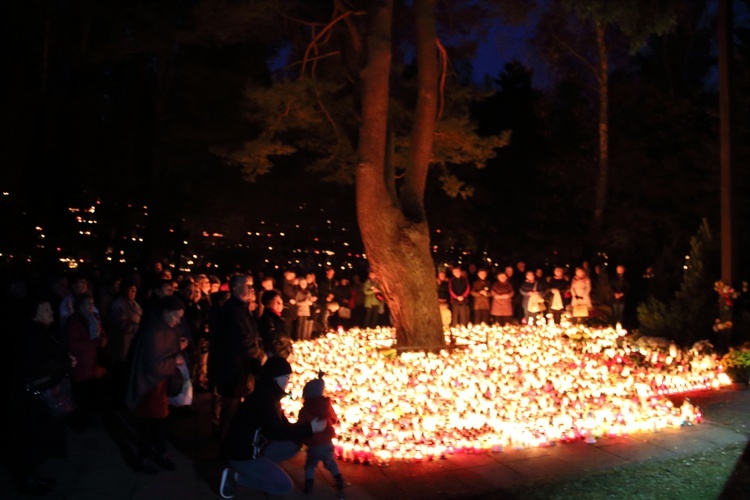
[297,373,345,497]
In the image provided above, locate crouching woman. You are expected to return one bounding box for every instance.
[219,357,325,498]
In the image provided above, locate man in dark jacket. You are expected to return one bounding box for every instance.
[449,266,470,326]
[209,274,264,440]
[611,265,629,326]
[219,357,325,498]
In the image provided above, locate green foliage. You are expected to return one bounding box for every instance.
[637,219,718,346]
[562,0,678,51]
[720,344,750,383]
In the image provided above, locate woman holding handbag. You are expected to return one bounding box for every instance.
[570,267,592,324]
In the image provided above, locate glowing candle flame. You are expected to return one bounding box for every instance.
[283,323,728,464]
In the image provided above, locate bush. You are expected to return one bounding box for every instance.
[720,344,750,383]
[636,219,717,346]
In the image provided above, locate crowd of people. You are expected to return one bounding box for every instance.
[437,260,630,328]
[0,258,636,497]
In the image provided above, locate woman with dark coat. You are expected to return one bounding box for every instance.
[63,293,109,428]
[219,357,326,498]
[257,290,292,359]
[126,296,187,474]
[7,299,73,495]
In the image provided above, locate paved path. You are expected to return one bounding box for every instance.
[2,389,749,499]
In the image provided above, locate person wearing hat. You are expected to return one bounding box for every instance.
[219,357,326,498]
[297,373,345,497]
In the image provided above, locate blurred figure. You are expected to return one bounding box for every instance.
[547,267,569,325]
[570,267,592,324]
[108,280,142,400]
[363,271,383,329]
[126,296,187,474]
[470,269,491,325]
[611,265,628,325]
[490,272,514,326]
[63,293,110,429]
[7,299,73,495]
[449,266,470,327]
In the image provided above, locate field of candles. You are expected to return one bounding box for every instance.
[284,322,731,465]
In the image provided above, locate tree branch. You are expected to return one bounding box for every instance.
[436,37,448,120]
[552,33,602,83]
[401,0,439,223]
[300,8,366,77]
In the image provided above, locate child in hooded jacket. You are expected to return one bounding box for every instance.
[297,373,345,497]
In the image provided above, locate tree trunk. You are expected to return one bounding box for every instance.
[356,0,444,350]
[718,0,735,285]
[591,20,609,245]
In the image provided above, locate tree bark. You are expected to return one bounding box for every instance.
[718,0,735,285]
[591,20,608,245]
[356,0,444,349]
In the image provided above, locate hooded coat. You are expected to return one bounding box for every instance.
[125,314,180,412]
[298,395,337,447]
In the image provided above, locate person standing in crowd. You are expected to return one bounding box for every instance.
[297,373,345,497]
[570,267,592,324]
[334,276,354,330]
[257,290,293,358]
[295,278,315,340]
[470,268,491,325]
[219,357,327,499]
[63,293,110,429]
[449,265,470,327]
[490,272,514,326]
[209,274,265,440]
[318,267,338,333]
[143,279,175,319]
[592,264,611,306]
[280,270,298,339]
[509,264,525,321]
[126,296,188,474]
[7,298,74,495]
[519,271,547,323]
[547,267,569,325]
[363,271,383,329]
[177,280,209,391]
[60,275,95,329]
[611,265,629,326]
[256,276,276,318]
[436,269,452,328]
[108,279,142,400]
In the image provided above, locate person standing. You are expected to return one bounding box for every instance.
[108,280,142,400]
[125,296,187,473]
[449,266,470,327]
[297,373,345,497]
[63,293,109,429]
[363,271,383,329]
[470,269,492,325]
[318,267,338,332]
[490,272,515,326]
[570,267,592,324]
[611,265,629,326]
[209,274,265,440]
[547,267,569,325]
[9,299,74,494]
[519,271,546,324]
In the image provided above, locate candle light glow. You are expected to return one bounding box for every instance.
[282,321,727,465]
